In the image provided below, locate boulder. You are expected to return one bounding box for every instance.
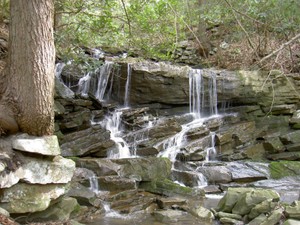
[139,179,203,197]
[156,197,187,209]
[248,208,284,225]
[12,134,61,156]
[152,209,189,223]
[0,183,70,213]
[216,211,242,220]
[216,187,255,212]
[248,199,278,219]
[280,130,300,145]
[263,137,285,153]
[283,219,300,225]
[231,189,280,215]
[98,176,137,192]
[191,206,215,220]
[196,165,232,184]
[55,76,75,99]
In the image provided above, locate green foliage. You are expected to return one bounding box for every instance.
[54,0,300,65]
[0,0,9,22]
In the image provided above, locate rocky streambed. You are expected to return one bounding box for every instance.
[1,56,300,225]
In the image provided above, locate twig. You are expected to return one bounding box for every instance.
[258,32,300,64]
[120,0,132,36]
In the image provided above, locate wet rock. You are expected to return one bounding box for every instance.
[231,189,280,216]
[76,157,172,181]
[12,134,60,156]
[0,183,70,213]
[185,125,210,140]
[24,197,80,223]
[290,110,300,129]
[269,161,300,179]
[285,201,300,220]
[67,182,96,206]
[139,179,203,197]
[60,125,114,157]
[227,162,269,183]
[196,165,232,184]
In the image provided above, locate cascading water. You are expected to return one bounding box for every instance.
[55,62,66,80]
[102,110,131,159]
[205,131,217,162]
[78,61,114,101]
[124,64,132,107]
[189,69,218,118]
[89,174,100,194]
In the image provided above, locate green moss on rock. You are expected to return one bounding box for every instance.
[269,161,300,179]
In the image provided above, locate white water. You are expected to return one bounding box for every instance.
[205,132,217,162]
[189,69,218,118]
[55,62,66,80]
[102,110,131,159]
[89,174,100,194]
[124,64,132,107]
[78,61,114,101]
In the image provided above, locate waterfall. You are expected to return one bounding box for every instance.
[55,62,66,80]
[95,61,114,101]
[205,131,217,162]
[78,61,114,101]
[89,174,100,194]
[102,110,131,159]
[124,64,132,107]
[189,69,218,118]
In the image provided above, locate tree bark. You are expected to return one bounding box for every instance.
[4,0,55,136]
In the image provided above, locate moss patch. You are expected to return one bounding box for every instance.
[269,161,300,179]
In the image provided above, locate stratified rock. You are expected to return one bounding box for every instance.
[285,201,300,220]
[216,211,242,220]
[269,161,300,179]
[98,176,137,192]
[58,108,92,131]
[24,197,80,222]
[219,217,243,225]
[262,104,297,115]
[156,197,187,209]
[0,183,69,213]
[248,208,284,225]
[231,189,280,216]
[60,125,114,157]
[171,170,206,187]
[267,151,300,161]
[196,165,232,184]
[290,110,300,129]
[12,134,60,156]
[76,157,172,181]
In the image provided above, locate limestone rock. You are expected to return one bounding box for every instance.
[12,134,61,156]
[0,183,69,213]
[231,189,280,216]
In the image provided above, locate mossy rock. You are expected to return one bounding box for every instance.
[269,161,300,179]
[139,179,204,197]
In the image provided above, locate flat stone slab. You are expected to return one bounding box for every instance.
[13,134,60,156]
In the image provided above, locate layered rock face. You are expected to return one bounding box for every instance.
[0,135,75,214]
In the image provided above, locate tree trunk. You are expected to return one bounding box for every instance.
[4,0,55,136]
